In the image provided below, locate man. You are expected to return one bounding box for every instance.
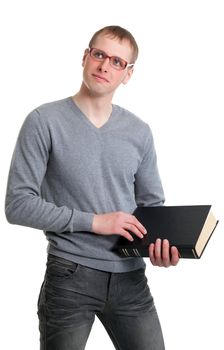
[5,25,179,349]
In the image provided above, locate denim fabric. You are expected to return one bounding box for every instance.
[38,254,165,350]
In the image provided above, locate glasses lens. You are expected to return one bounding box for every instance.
[110,57,127,70]
[90,49,106,61]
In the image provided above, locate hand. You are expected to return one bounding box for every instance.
[149,238,179,267]
[92,211,147,241]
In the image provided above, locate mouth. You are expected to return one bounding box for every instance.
[92,74,109,83]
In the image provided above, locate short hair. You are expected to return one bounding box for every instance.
[88,25,139,64]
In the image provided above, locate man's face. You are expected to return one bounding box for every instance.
[81,34,134,98]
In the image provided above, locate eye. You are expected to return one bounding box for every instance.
[93,50,106,60]
[111,57,126,69]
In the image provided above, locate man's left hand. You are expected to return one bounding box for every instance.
[149,238,179,267]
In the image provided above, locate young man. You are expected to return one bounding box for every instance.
[5,26,179,349]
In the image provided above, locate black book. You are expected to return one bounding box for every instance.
[115,205,218,259]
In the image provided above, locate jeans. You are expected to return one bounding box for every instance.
[37,254,165,350]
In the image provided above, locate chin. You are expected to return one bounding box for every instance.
[83,79,114,97]
[89,85,113,97]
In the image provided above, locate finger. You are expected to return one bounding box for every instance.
[119,229,134,242]
[162,239,171,267]
[127,215,147,235]
[170,246,180,266]
[149,243,156,265]
[123,223,144,239]
[154,238,163,266]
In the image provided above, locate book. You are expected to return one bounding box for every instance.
[115,205,218,259]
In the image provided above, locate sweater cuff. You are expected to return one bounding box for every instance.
[73,210,94,232]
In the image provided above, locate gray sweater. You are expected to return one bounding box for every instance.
[5,97,165,272]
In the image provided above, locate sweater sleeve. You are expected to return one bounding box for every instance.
[5,110,94,233]
[134,125,165,207]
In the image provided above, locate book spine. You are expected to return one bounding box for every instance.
[119,247,199,259]
[121,248,142,257]
[119,247,148,257]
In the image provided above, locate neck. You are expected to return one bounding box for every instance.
[72,83,113,127]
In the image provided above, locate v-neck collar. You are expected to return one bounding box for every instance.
[67,96,115,132]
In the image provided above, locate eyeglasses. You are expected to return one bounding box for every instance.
[88,48,134,71]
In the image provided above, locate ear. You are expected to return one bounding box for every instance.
[122,67,134,85]
[82,48,89,67]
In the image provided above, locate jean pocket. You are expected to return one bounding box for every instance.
[46,256,79,282]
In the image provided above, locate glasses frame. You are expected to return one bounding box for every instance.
[88,47,134,71]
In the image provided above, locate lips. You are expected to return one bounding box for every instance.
[92,74,109,83]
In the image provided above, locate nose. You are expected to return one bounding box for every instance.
[98,57,110,72]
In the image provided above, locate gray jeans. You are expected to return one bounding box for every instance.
[38,254,165,350]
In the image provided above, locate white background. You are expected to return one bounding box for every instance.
[1,1,223,349]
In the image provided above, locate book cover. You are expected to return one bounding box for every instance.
[115,205,218,259]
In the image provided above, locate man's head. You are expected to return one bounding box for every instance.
[88,25,139,64]
[80,25,139,99]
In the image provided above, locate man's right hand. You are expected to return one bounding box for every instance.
[92,211,147,241]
